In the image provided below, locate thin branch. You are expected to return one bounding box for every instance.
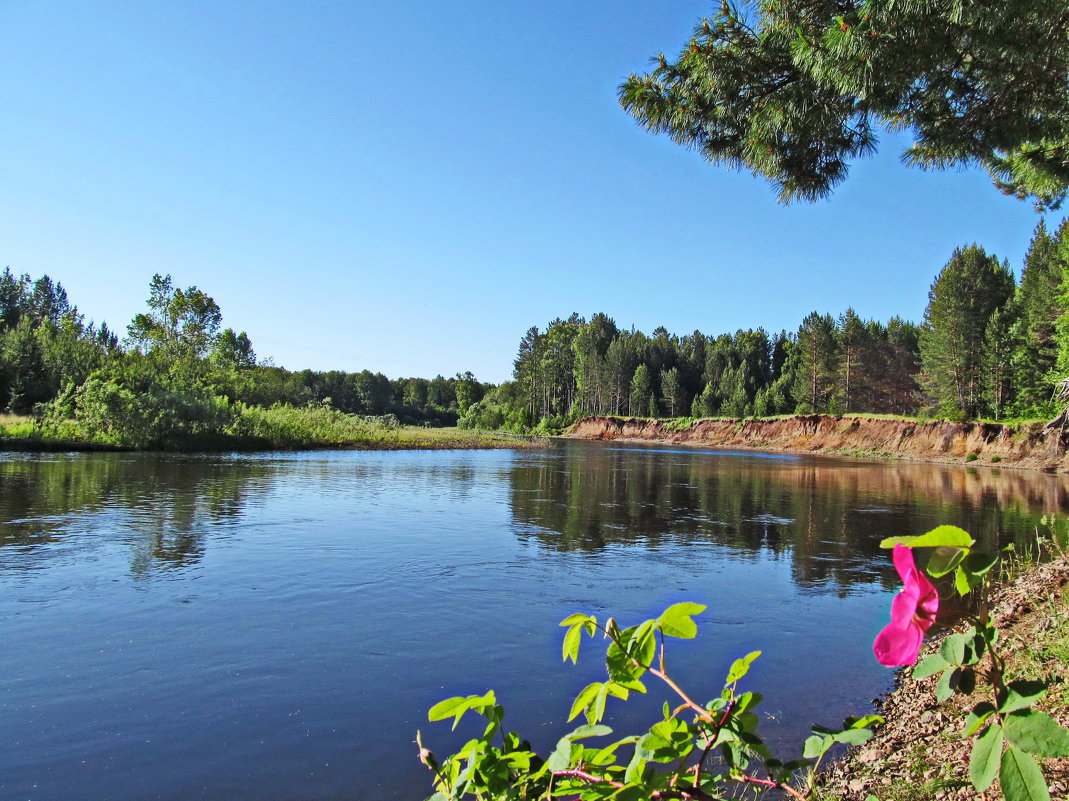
[734,773,809,800]
[647,665,716,723]
[552,769,624,789]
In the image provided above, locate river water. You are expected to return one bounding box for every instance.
[1,442,1066,801]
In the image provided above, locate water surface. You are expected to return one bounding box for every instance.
[1,442,1065,800]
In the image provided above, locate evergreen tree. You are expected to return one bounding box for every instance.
[620,1,1069,208]
[838,309,866,412]
[983,303,1020,420]
[791,312,840,413]
[920,246,1015,417]
[0,268,27,329]
[883,317,922,414]
[1013,220,1066,413]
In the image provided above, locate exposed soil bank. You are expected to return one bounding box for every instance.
[818,555,1069,800]
[568,415,1069,473]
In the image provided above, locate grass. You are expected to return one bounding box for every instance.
[1,405,543,453]
[0,413,33,435]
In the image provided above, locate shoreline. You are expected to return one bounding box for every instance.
[817,554,1069,800]
[566,414,1069,473]
[0,427,543,454]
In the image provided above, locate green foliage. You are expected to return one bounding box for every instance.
[40,374,234,449]
[619,0,1069,209]
[126,273,224,361]
[879,529,1069,801]
[920,246,1016,418]
[422,602,880,801]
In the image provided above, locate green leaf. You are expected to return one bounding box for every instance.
[803,734,831,759]
[592,683,610,723]
[631,619,658,667]
[913,653,949,679]
[880,525,974,550]
[956,564,979,596]
[736,691,764,713]
[962,628,987,666]
[910,654,953,680]
[969,723,1003,791]
[999,681,1048,715]
[936,667,959,702]
[566,723,613,740]
[559,613,594,628]
[962,550,999,576]
[568,682,602,723]
[1004,709,1069,757]
[965,702,997,737]
[428,695,470,723]
[605,681,630,701]
[833,728,874,747]
[925,546,966,577]
[726,650,762,684]
[845,714,884,730]
[545,738,575,773]
[428,692,495,729]
[656,601,706,639]
[999,745,1050,801]
[562,624,582,664]
[590,735,637,765]
[625,736,654,783]
[941,633,966,666]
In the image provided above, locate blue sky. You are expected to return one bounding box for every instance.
[0,1,1050,383]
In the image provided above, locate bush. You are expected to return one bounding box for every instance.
[40,375,233,448]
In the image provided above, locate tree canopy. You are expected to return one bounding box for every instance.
[619,0,1069,208]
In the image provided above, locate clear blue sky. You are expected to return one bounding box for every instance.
[0,1,1051,383]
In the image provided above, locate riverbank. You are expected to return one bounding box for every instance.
[816,551,1069,800]
[568,415,1069,472]
[0,414,541,452]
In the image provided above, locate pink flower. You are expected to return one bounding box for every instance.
[873,544,939,667]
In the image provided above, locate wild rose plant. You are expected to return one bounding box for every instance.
[419,526,1069,801]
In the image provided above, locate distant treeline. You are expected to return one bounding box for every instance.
[0,272,491,448]
[3,219,1067,445]
[460,220,1069,433]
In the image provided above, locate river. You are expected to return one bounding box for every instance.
[1,442,1066,800]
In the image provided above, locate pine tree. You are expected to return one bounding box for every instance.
[838,309,866,413]
[983,303,1020,420]
[791,312,840,413]
[620,1,1069,208]
[920,246,1015,417]
[1013,220,1066,413]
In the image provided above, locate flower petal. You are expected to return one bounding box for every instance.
[891,543,915,582]
[889,583,920,625]
[873,620,924,666]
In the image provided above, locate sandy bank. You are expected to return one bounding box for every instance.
[568,415,1069,473]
